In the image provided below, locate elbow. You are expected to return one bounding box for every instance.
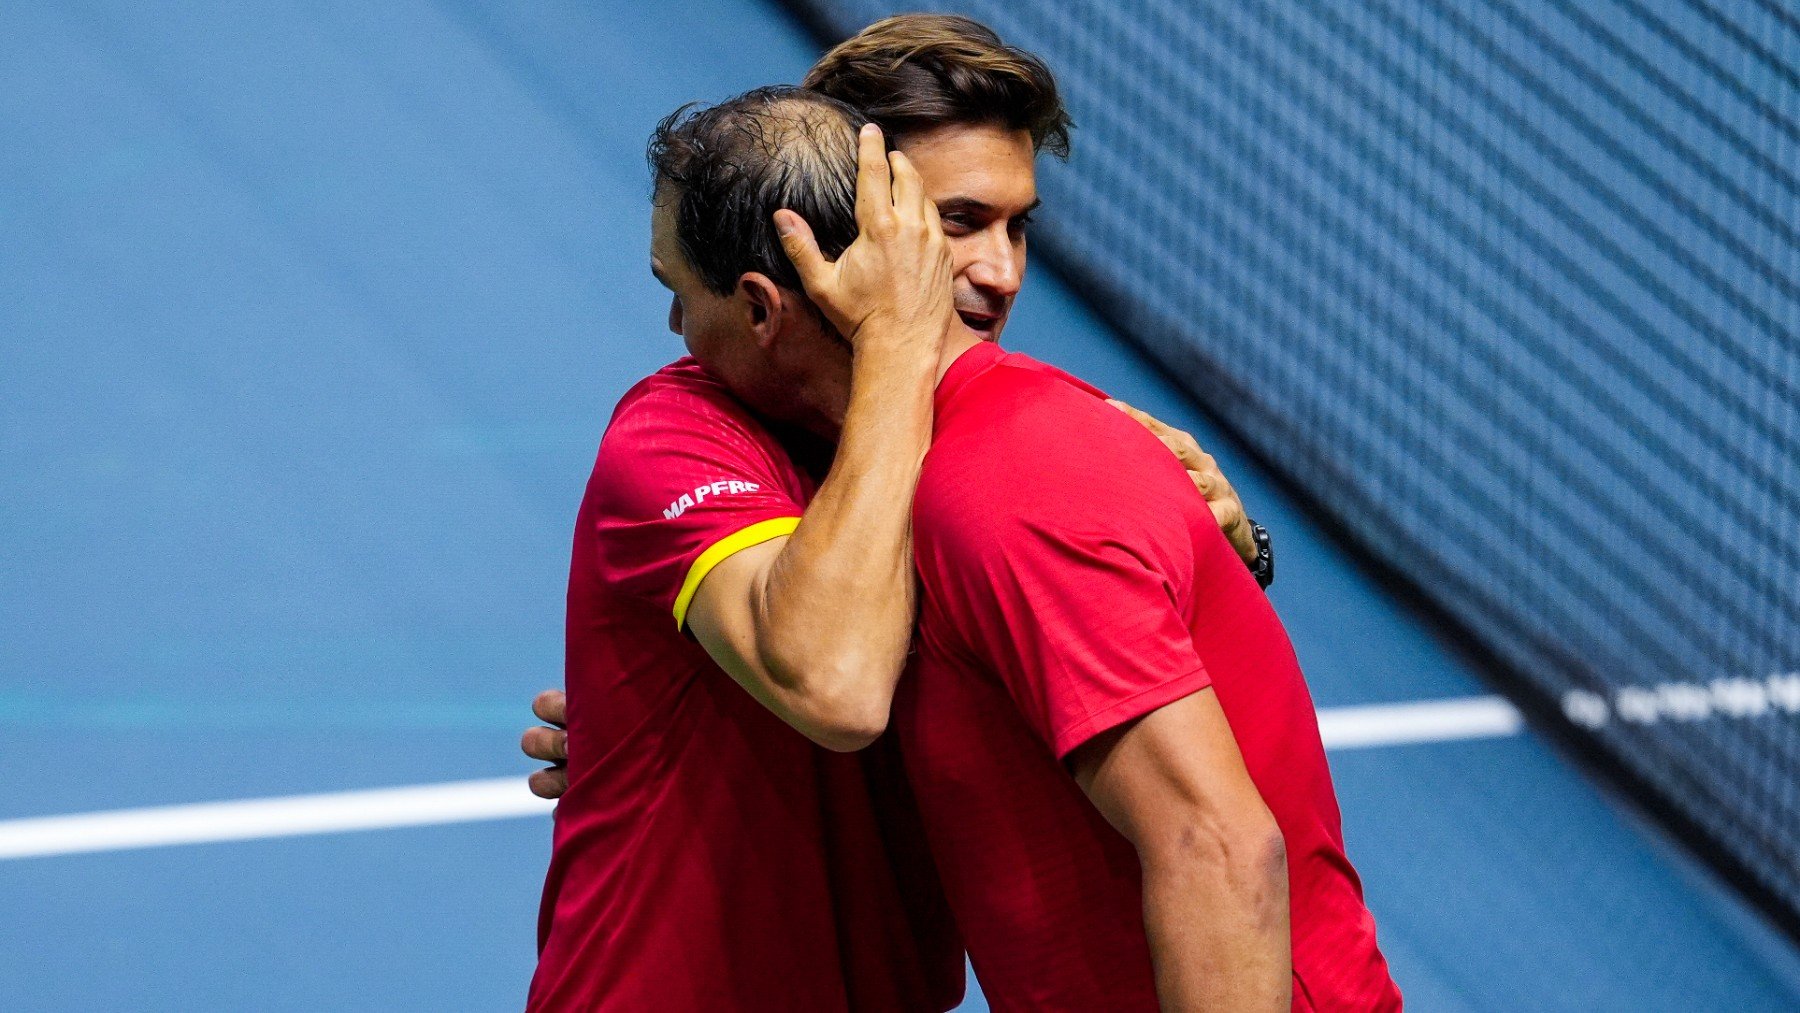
[1240,818,1290,940]
[1247,817,1288,897]
[798,695,888,752]
[1222,810,1287,898]
[755,627,896,752]
[1139,809,1289,950]
[780,660,892,753]
[807,719,887,753]
[1143,804,1288,902]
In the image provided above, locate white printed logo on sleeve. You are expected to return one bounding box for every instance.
[663,480,762,519]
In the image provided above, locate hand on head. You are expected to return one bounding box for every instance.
[774,124,956,357]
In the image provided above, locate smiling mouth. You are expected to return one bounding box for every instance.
[957,310,1000,337]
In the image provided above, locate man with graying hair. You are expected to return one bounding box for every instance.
[530,85,967,1011]
[647,87,865,301]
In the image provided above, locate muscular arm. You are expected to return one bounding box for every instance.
[683,124,953,752]
[1072,689,1290,1012]
[686,331,934,751]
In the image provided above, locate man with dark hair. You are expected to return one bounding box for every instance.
[800,14,1072,159]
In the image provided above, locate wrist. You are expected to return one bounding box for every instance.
[850,324,945,377]
[850,305,951,354]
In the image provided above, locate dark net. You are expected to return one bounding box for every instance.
[783,0,1800,934]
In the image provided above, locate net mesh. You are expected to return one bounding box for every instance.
[783,0,1800,933]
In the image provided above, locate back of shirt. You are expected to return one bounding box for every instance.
[903,341,1399,1011]
[531,358,959,1012]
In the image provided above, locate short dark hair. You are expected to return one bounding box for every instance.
[647,85,868,296]
[802,14,1072,158]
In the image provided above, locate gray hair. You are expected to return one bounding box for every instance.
[647,85,868,296]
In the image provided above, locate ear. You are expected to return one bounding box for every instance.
[736,272,795,350]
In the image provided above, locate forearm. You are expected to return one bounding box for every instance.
[752,332,936,725]
[1137,829,1290,1012]
[1074,691,1291,1011]
[697,127,950,747]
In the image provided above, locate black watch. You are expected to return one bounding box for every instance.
[1245,520,1274,590]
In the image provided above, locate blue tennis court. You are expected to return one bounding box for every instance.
[4,1,1798,1009]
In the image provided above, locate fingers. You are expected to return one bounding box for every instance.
[526,689,570,800]
[1109,397,1179,450]
[528,766,569,801]
[522,724,568,763]
[532,688,568,727]
[1107,398,1174,447]
[888,148,921,214]
[1107,397,1153,426]
[1213,499,1258,565]
[1107,397,1183,444]
[853,123,893,228]
[774,209,827,290]
[920,189,944,234]
[1108,398,1210,470]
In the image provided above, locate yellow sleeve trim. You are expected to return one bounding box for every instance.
[671,516,801,630]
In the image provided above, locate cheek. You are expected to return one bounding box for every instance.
[947,236,980,279]
[948,242,981,301]
[679,304,750,378]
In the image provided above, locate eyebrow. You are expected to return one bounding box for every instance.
[937,196,1043,217]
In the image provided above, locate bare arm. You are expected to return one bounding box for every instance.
[521,398,1262,791]
[684,124,954,752]
[685,332,932,750]
[1072,688,1290,1012]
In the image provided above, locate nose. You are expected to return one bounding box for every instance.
[962,228,1023,300]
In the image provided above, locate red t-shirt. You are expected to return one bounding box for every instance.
[530,358,961,1012]
[901,340,1400,1012]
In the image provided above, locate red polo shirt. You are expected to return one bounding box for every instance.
[901,340,1400,1011]
[530,357,960,1012]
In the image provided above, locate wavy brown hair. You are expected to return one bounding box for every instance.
[801,14,1072,158]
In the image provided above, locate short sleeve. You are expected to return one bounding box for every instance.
[915,379,1214,758]
[591,390,806,628]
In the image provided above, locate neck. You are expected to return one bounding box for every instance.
[936,330,983,386]
[812,330,987,445]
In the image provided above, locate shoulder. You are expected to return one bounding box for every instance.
[925,360,1185,507]
[608,359,757,437]
[601,360,780,466]
[918,359,1201,549]
[589,360,798,519]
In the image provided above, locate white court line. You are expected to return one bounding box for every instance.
[0,778,553,861]
[0,696,1518,861]
[1318,695,1523,749]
